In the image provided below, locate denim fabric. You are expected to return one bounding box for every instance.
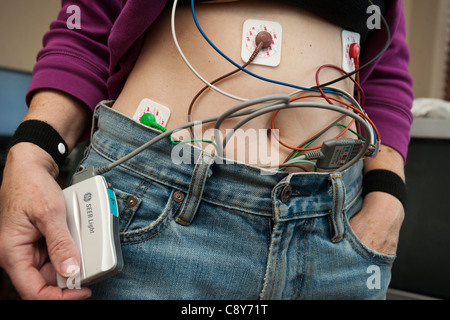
[79,102,395,300]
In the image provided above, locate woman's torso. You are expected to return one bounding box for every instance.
[112,0,357,170]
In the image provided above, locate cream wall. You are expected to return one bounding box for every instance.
[0,0,449,99]
[404,0,450,99]
[0,0,60,72]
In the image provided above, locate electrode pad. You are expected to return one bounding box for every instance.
[342,30,361,73]
[133,98,171,128]
[241,19,282,67]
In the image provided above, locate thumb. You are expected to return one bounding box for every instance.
[42,212,81,278]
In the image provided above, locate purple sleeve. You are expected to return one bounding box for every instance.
[26,0,123,109]
[359,0,414,162]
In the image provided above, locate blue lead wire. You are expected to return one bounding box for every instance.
[190,0,341,96]
[189,0,380,147]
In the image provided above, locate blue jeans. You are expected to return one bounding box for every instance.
[79,102,395,300]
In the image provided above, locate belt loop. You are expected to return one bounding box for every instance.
[91,102,103,140]
[175,151,214,226]
[329,174,346,243]
[271,175,292,223]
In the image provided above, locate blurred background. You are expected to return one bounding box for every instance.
[0,0,449,300]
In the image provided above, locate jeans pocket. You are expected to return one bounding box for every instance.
[80,144,185,244]
[112,180,184,245]
[73,144,92,174]
[114,188,143,232]
[343,201,396,265]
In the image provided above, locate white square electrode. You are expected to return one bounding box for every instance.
[133,98,171,128]
[241,19,282,67]
[342,30,361,73]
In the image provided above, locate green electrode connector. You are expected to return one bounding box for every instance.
[140,113,166,132]
[139,112,215,147]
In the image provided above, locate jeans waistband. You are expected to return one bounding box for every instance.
[90,101,363,221]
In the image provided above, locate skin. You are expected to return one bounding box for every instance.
[0,90,92,300]
[0,1,405,299]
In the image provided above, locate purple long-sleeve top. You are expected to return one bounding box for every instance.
[26,0,414,160]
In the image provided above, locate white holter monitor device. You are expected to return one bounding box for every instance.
[57,175,123,289]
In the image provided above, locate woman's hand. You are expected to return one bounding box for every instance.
[0,143,91,300]
[349,191,404,256]
[353,144,406,256]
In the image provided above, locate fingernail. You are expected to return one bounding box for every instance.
[61,258,80,277]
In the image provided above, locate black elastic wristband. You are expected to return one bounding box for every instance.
[9,120,69,170]
[362,169,407,208]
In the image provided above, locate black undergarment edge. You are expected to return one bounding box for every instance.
[172,0,388,44]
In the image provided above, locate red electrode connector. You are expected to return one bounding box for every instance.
[349,43,360,69]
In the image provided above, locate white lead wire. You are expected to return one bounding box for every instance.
[171,0,248,102]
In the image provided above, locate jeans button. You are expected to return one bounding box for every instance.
[173,190,185,202]
[126,196,138,208]
[280,185,293,203]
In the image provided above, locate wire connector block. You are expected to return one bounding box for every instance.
[315,138,364,169]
